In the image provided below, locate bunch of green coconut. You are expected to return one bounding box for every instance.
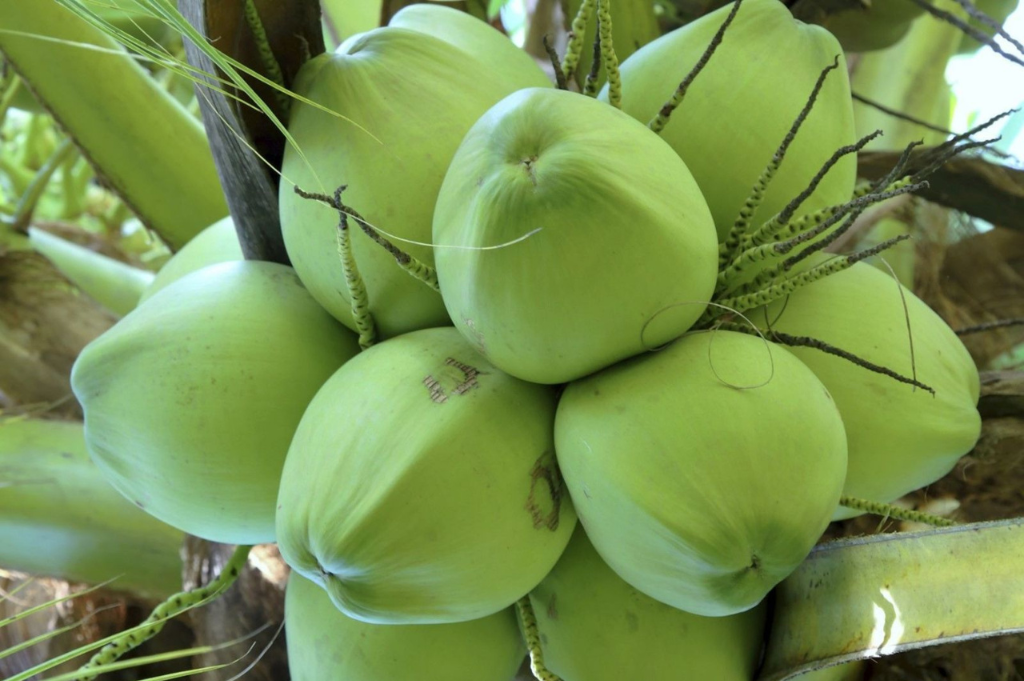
[70,1,985,678]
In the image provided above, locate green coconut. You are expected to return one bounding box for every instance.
[606,0,856,241]
[276,326,577,624]
[555,329,848,616]
[433,87,718,385]
[140,216,242,302]
[389,3,550,87]
[71,261,359,544]
[529,525,766,680]
[285,572,525,680]
[279,25,550,339]
[752,254,981,520]
[822,0,925,53]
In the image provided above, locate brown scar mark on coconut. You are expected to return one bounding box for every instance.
[423,357,486,403]
[445,357,483,395]
[526,451,564,531]
[423,375,448,404]
[547,593,558,620]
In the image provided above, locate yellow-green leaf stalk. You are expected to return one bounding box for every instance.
[28,227,154,316]
[0,1,228,249]
[285,572,526,680]
[762,519,1024,679]
[0,415,183,599]
[781,662,867,681]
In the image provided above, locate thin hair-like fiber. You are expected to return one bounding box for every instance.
[877,255,922,393]
[221,620,286,681]
[639,301,776,390]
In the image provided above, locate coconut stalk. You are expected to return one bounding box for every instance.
[178,0,323,263]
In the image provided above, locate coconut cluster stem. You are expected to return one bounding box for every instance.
[735,130,882,256]
[852,92,953,136]
[344,206,440,292]
[336,211,377,349]
[582,27,603,97]
[542,36,569,90]
[905,0,1024,67]
[595,0,622,108]
[647,0,743,134]
[516,596,563,681]
[74,544,252,681]
[955,318,1024,335]
[709,108,1005,336]
[243,0,290,116]
[295,184,439,297]
[720,56,841,265]
[709,236,911,322]
[839,496,956,527]
[561,0,596,83]
[719,322,935,394]
[294,185,380,348]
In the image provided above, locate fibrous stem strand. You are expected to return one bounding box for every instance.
[647,0,743,134]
